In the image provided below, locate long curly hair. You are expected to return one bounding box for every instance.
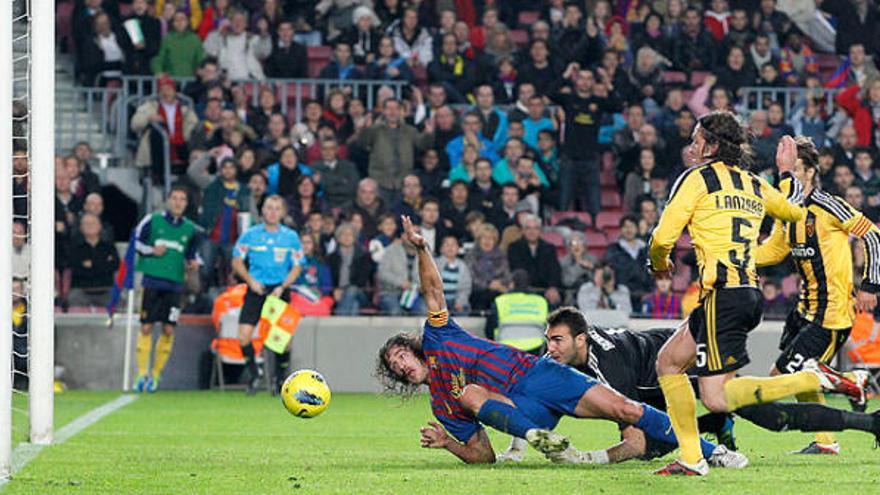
[698,110,755,170]
[375,331,425,398]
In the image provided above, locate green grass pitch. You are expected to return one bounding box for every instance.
[4,392,880,494]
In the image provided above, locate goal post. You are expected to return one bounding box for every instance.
[0,0,14,481]
[29,0,55,446]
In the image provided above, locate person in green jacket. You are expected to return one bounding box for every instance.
[151,11,205,77]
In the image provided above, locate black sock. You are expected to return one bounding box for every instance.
[241,343,259,377]
[738,403,847,432]
[697,412,730,434]
[273,350,287,381]
[841,410,876,432]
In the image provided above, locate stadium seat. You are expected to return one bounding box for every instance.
[550,211,591,226]
[604,227,620,243]
[600,190,622,208]
[584,230,608,248]
[595,211,623,230]
[518,11,540,26]
[541,231,567,258]
[690,71,710,87]
[509,29,529,47]
[662,71,687,83]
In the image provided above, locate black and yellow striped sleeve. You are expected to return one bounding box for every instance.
[648,167,705,271]
[759,173,806,223]
[813,191,880,293]
[755,220,791,267]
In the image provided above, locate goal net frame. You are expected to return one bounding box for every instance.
[0,0,55,481]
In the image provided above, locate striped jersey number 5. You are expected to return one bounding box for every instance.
[729,217,753,267]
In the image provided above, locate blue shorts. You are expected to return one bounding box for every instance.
[508,357,599,430]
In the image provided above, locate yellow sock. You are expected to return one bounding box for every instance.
[136,332,153,377]
[152,333,174,379]
[658,374,703,464]
[796,391,836,445]
[724,372,821,410]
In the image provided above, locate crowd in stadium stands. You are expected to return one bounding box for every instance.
[50,0,880,320]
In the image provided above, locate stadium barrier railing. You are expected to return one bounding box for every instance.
[739,86,841,118]
[55,85,122,154]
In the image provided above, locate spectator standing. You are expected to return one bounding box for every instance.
[548,67,620,217]
[388,7,433,66]
[506,214,562,306]
[344,6,381,65]
[123,0,161,77]
[67,214,120,308]
[197,158,250,290]
[204,9,271,80]
[312,138,360,209]
[670,7,716,72]
[328,222,374,315]
[427,33,477,103]
[80,12,133,87]
[131,75,199,178]
[264,19,309,78]
[133,187,201,393]
[355,99,433,202]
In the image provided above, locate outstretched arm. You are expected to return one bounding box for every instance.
[420,422,496,464]
[401,215,446,313]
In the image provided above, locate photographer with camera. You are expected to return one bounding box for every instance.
[576,262,632,316]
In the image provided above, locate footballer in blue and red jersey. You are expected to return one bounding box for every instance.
[377,215,721,465]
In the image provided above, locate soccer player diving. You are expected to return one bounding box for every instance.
[648,111,867,476]
[499,308,880,464]
[375,215,746,467]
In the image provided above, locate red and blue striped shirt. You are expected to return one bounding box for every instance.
[423,310,538,443]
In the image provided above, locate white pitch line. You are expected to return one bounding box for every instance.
[1,394,137,487]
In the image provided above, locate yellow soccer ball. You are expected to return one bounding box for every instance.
[281,370,331,418]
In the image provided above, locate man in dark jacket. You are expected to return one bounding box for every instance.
[67,213,120,307]
[670,7,717,71]
[327,222,374,315]
[265,20,309,78]
[122,0,161,76]
[603,215,654,309]
[312,137,361,209]
[506,214,562,306]
[427,33,478,103]
[198,158,250,290]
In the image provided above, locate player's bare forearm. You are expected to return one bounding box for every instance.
[401,215,446,312]
[447,430,496,464]
[605,426,647,463]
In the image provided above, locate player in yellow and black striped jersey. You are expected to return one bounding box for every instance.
[649,113,867,476]
[754,136,879,455]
